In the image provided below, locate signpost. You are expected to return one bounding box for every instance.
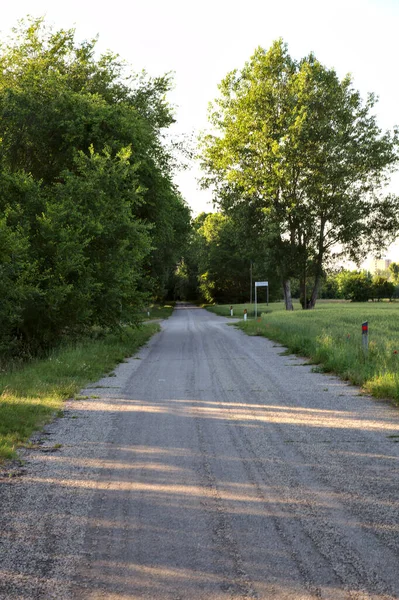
[255,281,269,318]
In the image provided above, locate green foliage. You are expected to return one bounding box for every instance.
[389,262,399,283]
[320,274,340,299]
[0,18,190,358]
[0,18,173,182]
[171,260,192,301]
[0,170,43,356]
[198,213,249,303]
[371,276,395,301]
[0,212,30,354]
[142,180,191,300]
[336,271,373,302]
[184,212,281,304]
[21,148,152,351]
[169,215,208,301]
[200,40,399,310]
[322,270,396,302]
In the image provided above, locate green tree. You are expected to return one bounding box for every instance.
[0,18,190,300]
[389,261,399,283]
[371,275,395,301]
[336,271,372,302]
[190,212,281,304]
[0,169,43,357]
[0,214,31,357]
[320,273,340,299]
[200,40,399,310]
[0,148,152,353]
[169,215,207,301]
[0,18,191,356]
[0,19,173,181]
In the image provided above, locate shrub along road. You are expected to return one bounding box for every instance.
[0,304,398,599]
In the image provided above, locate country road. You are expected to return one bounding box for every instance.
[0,304,399,599]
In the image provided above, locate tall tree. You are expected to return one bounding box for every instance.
[0,17,190,298]
[200,40,399,309]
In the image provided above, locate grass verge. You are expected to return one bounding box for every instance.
[205,301,296,318]
[143,302,175,320]
[207,302,399,404]
[0,324,159,462]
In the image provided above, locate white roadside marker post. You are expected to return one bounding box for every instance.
[244,309,247,321]
[230,305,234,317]
[362,321,368,355]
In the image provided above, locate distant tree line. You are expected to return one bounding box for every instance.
[171,207,399,304]
[173,208,399,304]
[0,18,190,359]
[320,266,399,302]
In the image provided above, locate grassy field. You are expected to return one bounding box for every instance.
[0,324,159,462]
[143,302,175,320]
[206,301,399,403]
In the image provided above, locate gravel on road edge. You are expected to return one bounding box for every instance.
[0,331,161,600]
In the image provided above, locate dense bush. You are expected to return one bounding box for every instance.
[323,270,396,302]
[0,19,190,359]
[336,271,372,301]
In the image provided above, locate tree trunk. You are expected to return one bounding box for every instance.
[308,252,324,308]
[300,237,308,309]
[308,271,321,309]
[308,218,326,309]
[282,279,294,310]
[299,272,309,309]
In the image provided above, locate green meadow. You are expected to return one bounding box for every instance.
[0,324,159,462]
[143,303,176,320]
[206,301,399,403]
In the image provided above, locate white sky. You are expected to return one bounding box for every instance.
[2,0,399,261]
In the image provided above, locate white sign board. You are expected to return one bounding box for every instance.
[254,281,269,317]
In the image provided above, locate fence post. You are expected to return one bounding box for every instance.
[362,321,368,354]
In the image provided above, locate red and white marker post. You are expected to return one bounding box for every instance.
[362,321,368,354]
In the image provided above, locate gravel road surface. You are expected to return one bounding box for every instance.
[0,304,398,599]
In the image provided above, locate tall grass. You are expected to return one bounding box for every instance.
[0,324,159,462]
[208,301,399,403]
